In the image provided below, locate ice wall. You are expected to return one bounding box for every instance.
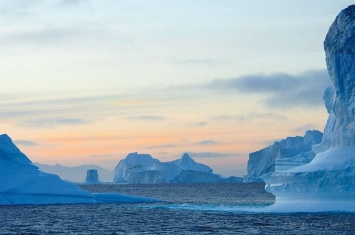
[243,130,322,182]
[262,5,355,212]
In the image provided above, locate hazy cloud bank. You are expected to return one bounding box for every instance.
[208,69,331,108]
[188,152,233,158]
[213,112,287,123]
[14,139,38,147]
[18,118,87,128]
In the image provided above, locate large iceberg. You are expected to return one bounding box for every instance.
[0,134,158,205]
[114,152,161,183]
[114,152,241,183]
[243,130,322,182]
[262,5,355,212]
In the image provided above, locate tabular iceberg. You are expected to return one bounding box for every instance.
[262,5,355,212]
[0,134,158,205]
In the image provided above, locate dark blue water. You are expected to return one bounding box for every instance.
[0,183,353,234]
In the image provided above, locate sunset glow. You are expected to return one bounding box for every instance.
[1,0,352,176]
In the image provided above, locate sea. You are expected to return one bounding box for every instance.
[0,183,353,234]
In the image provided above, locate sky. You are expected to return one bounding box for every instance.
[0,0,353,177]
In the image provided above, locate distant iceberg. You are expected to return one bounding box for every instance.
[85,169,101,184]
[114,152,242,184]
[35,162,114,183]
[261,5,355,212]
[0,134,159,205]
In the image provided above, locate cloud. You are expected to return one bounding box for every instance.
[197,140,218,146]
[194,121,208,127]
[208,69,331,108]
[293,124,320,133]
[188,152,232,158]
[14,140,38,147]
[146,144,176,149]
[214,112,287,123]
[174,58,222,66]
[0,0,40,17]
[129,115,165,121]
[88,154,116,159]
[55,0,89,8]
[0,0,91,17]
[19,118,87,128]
[1,26,105,47]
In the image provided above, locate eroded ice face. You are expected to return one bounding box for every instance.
[261,5,355,212]
[322,5,355,148]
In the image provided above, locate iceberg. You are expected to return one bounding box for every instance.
[0,134,159,205]
[170,170,229,183]
[85,169,101,184]
[243,130,322,182]
[129,170,167,184]
[114,152,160,183]
[262,5,355,212]
[113,152,213,183]
[114,152,240,183]
[35,162,114,183]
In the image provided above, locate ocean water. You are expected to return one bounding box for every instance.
[0,183,353,234]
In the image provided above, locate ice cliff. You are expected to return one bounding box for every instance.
[261,5,355,212]
[0,134,159,205]
[243,130,323,182]
[114,152,242,184]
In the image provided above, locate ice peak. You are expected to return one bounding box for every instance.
[0,133,33,165]
[181,153,193,161]
[0,133,12,143]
